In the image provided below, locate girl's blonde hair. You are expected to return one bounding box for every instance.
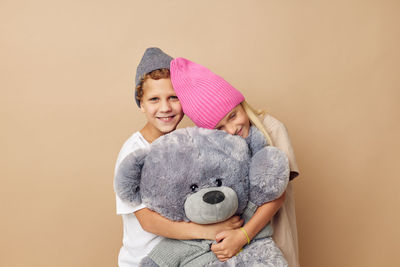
[241,101,273,146]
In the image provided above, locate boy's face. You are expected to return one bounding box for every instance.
[140,78,183,137]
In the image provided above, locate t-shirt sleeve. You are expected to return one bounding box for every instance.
[116,194,146,215]
[263,115,300,180]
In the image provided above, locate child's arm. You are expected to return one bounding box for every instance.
[211,191,286,261]
[135,208,244,240]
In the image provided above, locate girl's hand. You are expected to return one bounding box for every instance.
[211,228,248,261]
[205,216,244,240]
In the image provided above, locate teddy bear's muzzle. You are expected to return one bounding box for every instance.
[184,186,239,224]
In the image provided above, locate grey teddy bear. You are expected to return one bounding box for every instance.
[115,126,289,267]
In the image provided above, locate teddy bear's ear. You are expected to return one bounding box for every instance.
[245,126,269,155]
[114,148,149,206]
[248,146,289,206]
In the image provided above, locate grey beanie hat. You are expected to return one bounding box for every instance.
[134,47,173,107]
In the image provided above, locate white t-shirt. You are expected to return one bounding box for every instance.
[114,131,163,267]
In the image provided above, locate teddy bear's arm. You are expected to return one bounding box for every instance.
[248,146,290,206]
[114,148,148,205]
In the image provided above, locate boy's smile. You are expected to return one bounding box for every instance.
[157,116,175,122]
[140,78,183,143]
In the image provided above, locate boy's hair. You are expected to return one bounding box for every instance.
[135,68,170,105]
[134,47,173,107]
[241,101,273,146]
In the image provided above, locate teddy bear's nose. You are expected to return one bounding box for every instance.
[203,190,225,204]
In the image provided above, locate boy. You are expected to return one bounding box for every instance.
[114,47,184,267]
[115,48,243,266]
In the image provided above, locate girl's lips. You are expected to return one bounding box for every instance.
[237,128,243,137]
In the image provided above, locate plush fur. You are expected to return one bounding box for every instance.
[114,126,290,266]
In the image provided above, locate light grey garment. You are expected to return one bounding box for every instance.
[141,202,275,267]
[143,239,216,267]
[205,237,288,267]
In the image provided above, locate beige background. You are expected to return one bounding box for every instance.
[1,0,399,266]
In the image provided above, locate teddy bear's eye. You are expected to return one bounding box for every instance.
[216,179,222,187]
[190,184,199,192]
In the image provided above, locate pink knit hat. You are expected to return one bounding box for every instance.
[170,57,244,129]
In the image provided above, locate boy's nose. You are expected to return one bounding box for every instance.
[159,100,172,112]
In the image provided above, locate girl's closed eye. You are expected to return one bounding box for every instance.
[170,96,179,100]
[228,112,236,120]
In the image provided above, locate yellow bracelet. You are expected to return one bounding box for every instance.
[236,248,243,256]
[240,227,250,245]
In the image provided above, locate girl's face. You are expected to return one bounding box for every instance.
[215,104,250,138]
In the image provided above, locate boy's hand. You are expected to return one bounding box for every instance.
[206,216,243,239]
[211,229,248,261]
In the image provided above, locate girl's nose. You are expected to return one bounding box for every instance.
[225,124,236,135]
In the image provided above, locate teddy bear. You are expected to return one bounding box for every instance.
[115,126,290,267]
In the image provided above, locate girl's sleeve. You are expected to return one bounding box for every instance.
[262,115,299,180]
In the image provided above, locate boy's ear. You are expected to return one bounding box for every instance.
[140,101,145,113]
[248,146,289,206]
[114,148,149,206]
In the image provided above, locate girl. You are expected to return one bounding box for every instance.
[169,57,300,267]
